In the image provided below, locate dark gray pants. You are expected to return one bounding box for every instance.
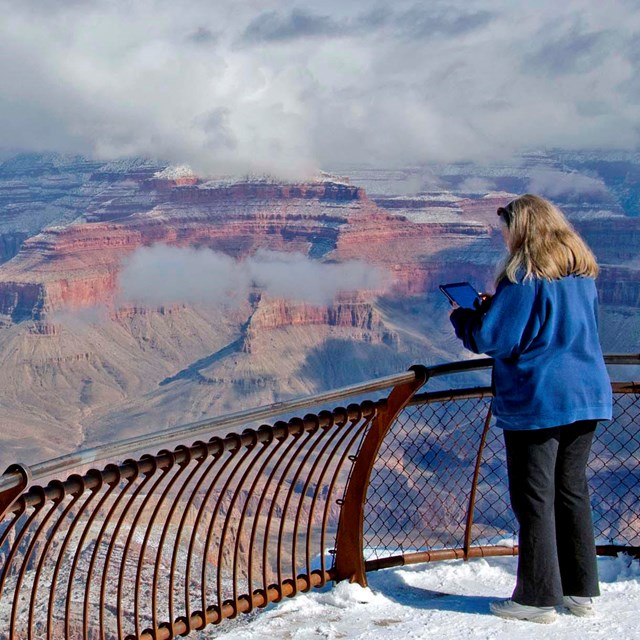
[504,420,600,607]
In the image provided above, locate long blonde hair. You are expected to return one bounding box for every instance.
[497,194,599,284]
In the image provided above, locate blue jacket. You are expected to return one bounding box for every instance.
[449,275,612,430]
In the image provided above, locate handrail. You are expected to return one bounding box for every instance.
[0,369,417,495]
[4,353,634,496]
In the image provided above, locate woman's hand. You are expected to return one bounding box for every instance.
[474,292,493,312]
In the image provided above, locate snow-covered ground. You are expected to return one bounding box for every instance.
[209,554,640,639]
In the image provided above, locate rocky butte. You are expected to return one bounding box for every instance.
[0,152,637,467]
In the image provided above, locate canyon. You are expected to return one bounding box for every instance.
[0,151,638,468]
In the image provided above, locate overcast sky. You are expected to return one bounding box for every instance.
[1,0,638,176]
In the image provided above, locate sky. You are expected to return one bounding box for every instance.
[1,0,639,177]
[208,554,640,640]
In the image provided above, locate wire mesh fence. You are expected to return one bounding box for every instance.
[365,390,640,561]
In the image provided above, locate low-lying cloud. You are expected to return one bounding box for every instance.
[527,169,608,198]
[118,246,386,307]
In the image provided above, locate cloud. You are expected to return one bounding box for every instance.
[393,6,494,39]
[523,25,614,76]
[0,1,639,176]
[240,9,342,44]
[117,245,386,307]
[527,169,608,198]
[187,27,218,45]
[457,177,492,194]
[238,5,494,45]
[48,304,111,329]
[248,249,385,304]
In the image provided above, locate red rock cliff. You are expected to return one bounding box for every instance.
[242,296,398,353]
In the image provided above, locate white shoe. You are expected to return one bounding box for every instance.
[562,595,595,617]
[490,598,557,623]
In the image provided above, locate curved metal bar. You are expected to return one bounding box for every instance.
[246,423,291,608]
[463,404,493,558]
[231,425,276,613]
[11,486,63,639]
[166,442,223,634]
[303,410,340,584]
[27,476,86,639]
[303,402,377,586]
[277,415,325,597]
[180,437,239,631]
[152,443,208,636]
[333,366,428,585]
[80,465,132,639]
[134,448,182,637]
[262,421,312,603]
[289,413,335,589]
[47,469,105,640]
[115,455,167,638]
[321,408,374,581]
[276,420,318,589]
[0,506,26,592]
[249,421,300,607]
[0,489,45,597]
[47,469,107,640]
[225,429,271,610]
[208,430,260,621]
[107,461,154,640]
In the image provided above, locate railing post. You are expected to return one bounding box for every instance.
[463,404,493,559]
[0,464,31,519]
[333,365,428,586]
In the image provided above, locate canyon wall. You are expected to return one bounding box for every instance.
[0,168,502,321]
[0,153,638,468]
[242,296,398,353]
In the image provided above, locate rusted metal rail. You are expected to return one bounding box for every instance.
[0,354,638,638]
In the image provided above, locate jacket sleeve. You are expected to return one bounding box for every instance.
[449,279,541,359]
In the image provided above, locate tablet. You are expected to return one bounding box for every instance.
[439,282,481,309]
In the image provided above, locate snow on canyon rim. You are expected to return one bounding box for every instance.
[208,555,640,640]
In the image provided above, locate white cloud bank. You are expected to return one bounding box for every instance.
[117,246,386,306]
[1,1,639,176]
[527,169,608,197]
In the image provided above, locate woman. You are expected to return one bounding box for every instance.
[449,194,612,623]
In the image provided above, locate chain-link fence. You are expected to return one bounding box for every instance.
[365,390,640,562]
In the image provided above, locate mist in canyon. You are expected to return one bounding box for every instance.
[117,246,387,307]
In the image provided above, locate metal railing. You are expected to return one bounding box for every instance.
[0,354,638,639]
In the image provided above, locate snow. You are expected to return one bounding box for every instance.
[153,164,196,180]
[482,191,517,199]
[207,554,640,639]
[398,209,471,224]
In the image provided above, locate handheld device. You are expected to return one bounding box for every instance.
[439,282,482,309]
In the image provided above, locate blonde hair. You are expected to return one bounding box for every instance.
[497,194,599,284]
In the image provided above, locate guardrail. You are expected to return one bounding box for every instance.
[0,354,638,639]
